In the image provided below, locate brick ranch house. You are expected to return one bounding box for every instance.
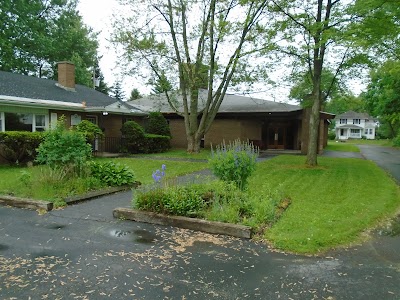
[128,91,335,154]
[0,62,148,156]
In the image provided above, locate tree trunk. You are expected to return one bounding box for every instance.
[306,95,321,166]
[186,133,201,153]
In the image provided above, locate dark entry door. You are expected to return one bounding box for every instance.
[267,127,286,149]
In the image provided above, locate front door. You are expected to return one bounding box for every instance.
[267,127,286,149]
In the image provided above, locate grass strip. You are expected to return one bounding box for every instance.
[251,155,400,254]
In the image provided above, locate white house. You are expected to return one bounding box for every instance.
[335,111,377,140]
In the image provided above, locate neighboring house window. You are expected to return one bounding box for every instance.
[353,119,360,124]
[340,119,347,124]
[369,128,373,135]
[4,112,47,132]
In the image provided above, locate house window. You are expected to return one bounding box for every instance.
[340,119,347,124]
[369,128,373,135]
[353,119,360,124]
[350,129,360,134]
[86,115,98,125]
[4,112,48,132]
[5,113,33,131]
[365,129,368,135]
[340,129,345,136]
[34,115,46,132]
[0,112,3,132]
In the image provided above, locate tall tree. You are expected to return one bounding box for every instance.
[94,57,110,95]
[363,60,400,138]
[113,0,271,152]
[325,94,364,115]
[289,69,344,106]
[129,88,142,100]
[0,0,98,86]
[352,0,400,60]
[111,80,126,101]
[267,0,373,166]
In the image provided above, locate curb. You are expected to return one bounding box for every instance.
[64,184,138,205]
[113,207,252,239]
[0,182,140,211]
[0,196,53,211]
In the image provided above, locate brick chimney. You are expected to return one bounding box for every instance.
[57,61,75,90]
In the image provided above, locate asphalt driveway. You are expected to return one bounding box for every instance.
[358,145,400,184]
[1,188,400,299]
[1,149,400,299]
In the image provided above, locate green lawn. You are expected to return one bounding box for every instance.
[0,158,207,201]
[130,148,212,160]
[345,138,393,146]
[249,155,400,254]
[326,141,360,152]
[95,157,208,184]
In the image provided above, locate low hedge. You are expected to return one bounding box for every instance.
[141,134,171,153]
[0,131,44,164]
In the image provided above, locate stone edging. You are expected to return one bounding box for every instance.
[64,185,136,204]
[0,196,53,211]
[113,207,252,239]
[0,182,140,211]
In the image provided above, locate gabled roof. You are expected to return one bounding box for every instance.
[0,71,148,115]
[127,90,302,114]
[0,70,115,107]
[336,111,373,120]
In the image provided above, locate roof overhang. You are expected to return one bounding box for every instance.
[0,95,148,116]
[0,95,84,110]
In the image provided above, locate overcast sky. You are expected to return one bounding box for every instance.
[77,0,365,102]
[77,0,142,98]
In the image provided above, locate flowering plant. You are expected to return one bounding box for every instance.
[152,164,166,183]
[209,139,258,190]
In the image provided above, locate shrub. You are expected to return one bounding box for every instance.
[134,185,207,217]
[74,120,103,142]
[89,161,136,186]
[328,131,336,140]
[393,133,400,147]
[121,121,146,153]
[36,119,92,175]
[0,131,44,165]
[208,139,259,190]
[145,112,171,137]
[142,134,171,153]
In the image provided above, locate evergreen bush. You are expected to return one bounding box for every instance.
[145,112,171,137]
[121,121,146,153]
[0,131,44,165]
[142,134,171,153]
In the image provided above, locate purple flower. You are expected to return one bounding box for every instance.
[152,165,167,183]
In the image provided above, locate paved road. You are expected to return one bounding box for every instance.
[358,145,400,184]
[1,189,400,300]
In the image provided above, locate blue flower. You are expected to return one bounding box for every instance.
[162,164,166,171]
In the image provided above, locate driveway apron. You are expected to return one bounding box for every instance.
[358,145,400,184]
